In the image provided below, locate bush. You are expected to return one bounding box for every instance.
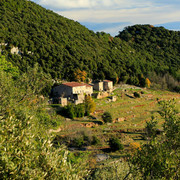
[129,100,180,179]
[64,103,85,119]
[129,142,141,152]
[64,104,75,119]
[67,129,98,148]
[109,137,124,151]
[102,112,112,123]
[74,104,85,117]
[84,96,96,116]
[0,66,89,179]
[91,135,100,145]
[145,118,158,139]
[134,92,140,98]
[73,137,85,148]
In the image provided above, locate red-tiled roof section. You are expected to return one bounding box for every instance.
[81,83,92,87]
[63,82,92,87]
[103,80,112,82]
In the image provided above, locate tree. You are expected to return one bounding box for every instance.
[145,78,151,88]
[73,69,87,82]
[128,100,180,179]
[84,96,96,116]
[0,54,19,78]
[139,74,145,87]
[109,137,124,151]
[102,112,112,123]
[145,117,158,139]
[0,65,89,179]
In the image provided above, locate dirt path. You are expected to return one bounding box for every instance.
[49,127,62,133]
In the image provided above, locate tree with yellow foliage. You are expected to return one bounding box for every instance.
[145,78,151,88]
[74,69,87,82]
[84,96,96,116]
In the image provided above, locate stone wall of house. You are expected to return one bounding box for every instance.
[103,81,113,91]
[73,94,84,105]
[84,86,93,95]
[60,97,68,107]
[72,85,93,95]
[93,82,103,91]
[53,85,72,98]
[111,96,117,102]
[72,85,86,94]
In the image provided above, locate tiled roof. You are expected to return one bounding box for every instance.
[103,80,112,82]
[81,83,92,87]
[63,82,92,88]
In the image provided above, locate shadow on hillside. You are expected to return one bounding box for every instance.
[125,94,134,98]
[72,119,103,125]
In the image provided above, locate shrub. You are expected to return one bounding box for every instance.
[73,137,85,148]
[129,100,180,179]
[129,142,141,152]
[64,103,85,119]
[134,92,140,98]
[91,135,100,145]
[0,66,89,179]
[109,137,124,151]
[64,103,75,119]
[74,104,85,117]
[145,118,158,139]
[102,112,112,123]
[84,96,96,116]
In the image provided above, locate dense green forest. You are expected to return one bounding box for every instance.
[0,0,180,89]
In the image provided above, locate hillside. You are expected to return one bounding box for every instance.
[0,0,180,87]
[116,25,180,78]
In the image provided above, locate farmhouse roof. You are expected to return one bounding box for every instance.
[81,83,92,87]
[103,80,112,82]
[62,82,92,88]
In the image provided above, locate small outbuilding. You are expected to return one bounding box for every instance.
[92,80,113,91]
[103,80,113,91]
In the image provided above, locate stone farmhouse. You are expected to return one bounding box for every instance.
[93,80,113,92]
[52,82,93,106]
[52,80,113,106]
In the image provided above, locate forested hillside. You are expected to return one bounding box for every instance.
[117,25,180,79]
[0,0,179,87]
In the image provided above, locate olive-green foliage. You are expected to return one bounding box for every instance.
[91,135,100,145]
[71,134,100,148]
[55,129,100,148]
[89,160,130,180]
[64,103,85,119]
[0,54,19,78]
[63,98,95,119]
[0,1,179,86]
[129,100,180,179]
[145,117,158,139]
[0,63,89,179]
[109,137,124,151]
[102,112,113,123]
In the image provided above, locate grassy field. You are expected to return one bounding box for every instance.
[52,85,179,149]
[49,85,180,178]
